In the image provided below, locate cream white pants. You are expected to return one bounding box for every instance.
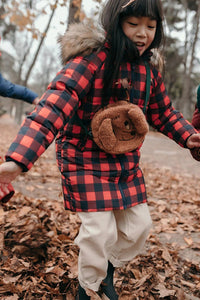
[75,202,152,291]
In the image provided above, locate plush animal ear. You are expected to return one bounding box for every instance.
[128,107,149,135]
[98,118,117,151]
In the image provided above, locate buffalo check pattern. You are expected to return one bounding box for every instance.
[6,47,197,212]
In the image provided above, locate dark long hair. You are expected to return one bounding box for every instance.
[100,0,164,102]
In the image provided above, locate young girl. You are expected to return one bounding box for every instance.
[1,0,200,299]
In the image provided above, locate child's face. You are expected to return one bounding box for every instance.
[121,16,157,56]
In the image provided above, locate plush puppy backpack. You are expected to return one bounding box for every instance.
[70,62,150,154]
[90,62,151,154]
[190,85,200,161]
[91,100,149,154]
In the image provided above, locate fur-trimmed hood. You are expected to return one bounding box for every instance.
[58,23,105,65]
[58,22,164,72]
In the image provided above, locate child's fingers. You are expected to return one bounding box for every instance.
[0,183,10,195]
[0,162,22,183]
[187,133,200,149]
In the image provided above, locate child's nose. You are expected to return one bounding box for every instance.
[136,26,147,37]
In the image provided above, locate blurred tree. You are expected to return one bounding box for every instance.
[0,0,66,122]
[68,0,84,25]
[162,0,200,119]
[180,0,200,118]
[2,0,199,122]
[0,0,102,122]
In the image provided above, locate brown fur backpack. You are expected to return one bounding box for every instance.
[91,100,149,154]
[69,58,151,154]
[91,62,151,154]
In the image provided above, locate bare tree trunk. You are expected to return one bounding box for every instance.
[175,0,189,111]
[14,41,33,124]
[14,0,59,124]
[181,0,200,119]
[24,0,59,86]
[68,0,82,27]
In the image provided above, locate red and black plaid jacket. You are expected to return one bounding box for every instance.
[6,46,196,212]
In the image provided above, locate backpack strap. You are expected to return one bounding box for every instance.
[71,61,151,139]
[143,61,151,114]
[130,61,151,113]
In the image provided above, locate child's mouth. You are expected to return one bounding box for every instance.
[135,42,145,52]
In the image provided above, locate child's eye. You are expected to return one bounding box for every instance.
[128,22,137,26]
[148,25,156,29]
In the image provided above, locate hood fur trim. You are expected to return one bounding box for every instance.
[58,23,164,72]
[150,48,165,73]
[58,23,105,65]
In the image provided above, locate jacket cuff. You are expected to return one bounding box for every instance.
[5,157,29,172]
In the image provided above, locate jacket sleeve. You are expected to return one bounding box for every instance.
[5,57,96,171]
[0,73,38,103]
[146,69,197,148]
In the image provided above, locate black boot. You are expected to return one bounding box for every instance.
[76,284,90,300]
[100,261,118,300]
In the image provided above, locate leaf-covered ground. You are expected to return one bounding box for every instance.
[0,115,200,300]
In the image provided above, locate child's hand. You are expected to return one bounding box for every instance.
[33,96,40,105]
[186,133,200,149]
[0,161,22,184]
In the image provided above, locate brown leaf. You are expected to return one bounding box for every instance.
[153,283,176,297]
[184,237,193,246]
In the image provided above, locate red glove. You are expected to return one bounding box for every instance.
[0,182,15,203]
[0,157,15,203]
[190,108,200,161]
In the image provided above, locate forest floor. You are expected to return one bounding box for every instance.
[0,114,199,300]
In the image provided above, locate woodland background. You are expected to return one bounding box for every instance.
[0,0,200,123]
[0,1,200,299]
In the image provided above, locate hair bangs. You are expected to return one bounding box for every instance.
[121,0,163,21]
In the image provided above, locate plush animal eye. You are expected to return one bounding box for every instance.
[124,121,129,129]
[131,131,135,136]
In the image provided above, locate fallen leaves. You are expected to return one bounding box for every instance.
[0,119,200,299]
[0,194,80,299]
